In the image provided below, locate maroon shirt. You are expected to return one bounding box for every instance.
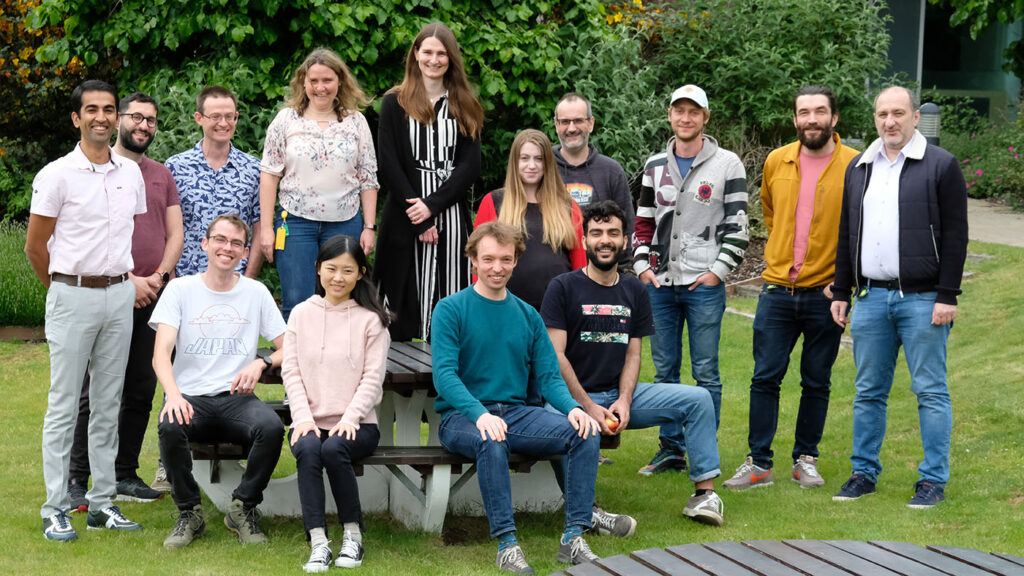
[132,156,181,277]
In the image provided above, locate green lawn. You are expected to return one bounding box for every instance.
[1,241,1022,575]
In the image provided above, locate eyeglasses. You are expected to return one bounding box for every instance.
[207,235,246,249]
[121,112,158,127]
[555,117,590,128]
[199,113,240,124]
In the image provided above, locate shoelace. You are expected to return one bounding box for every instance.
[799,462,821,478]
[53,512,72,530]
[734,458,755,475]
[104,505,130,523]
[243,506,263,533]
[569,536,596,561]
[340,535,360,559]
[499,546,529,569]
[308,542,333,565]
[170,510,199,536]
[592,508,617,531]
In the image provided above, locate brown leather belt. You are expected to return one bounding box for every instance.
[50,272,129,288]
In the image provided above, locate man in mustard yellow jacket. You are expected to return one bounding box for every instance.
[723,86,859,491]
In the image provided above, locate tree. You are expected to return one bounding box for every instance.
[931,0,1024,78]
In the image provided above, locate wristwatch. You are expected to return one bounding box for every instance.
[260,353,273,369]
[364,224,377,231]
[156,269,170,285]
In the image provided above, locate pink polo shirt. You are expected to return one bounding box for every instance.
[30,143,147,276]
[789,151,831,282]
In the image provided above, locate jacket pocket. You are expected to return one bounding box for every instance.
[929,225,941,263]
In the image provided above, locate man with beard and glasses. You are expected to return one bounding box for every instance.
[66,92,185,510]
[722,85,858,492]
[542,201,724,529]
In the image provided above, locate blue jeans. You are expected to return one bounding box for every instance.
[275,210,363,321]
[439,404,598,538]
[647,282,726,450]
[849,287,952,485]
[748,286,842,469]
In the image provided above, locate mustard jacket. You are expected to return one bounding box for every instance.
[760,133,859,288]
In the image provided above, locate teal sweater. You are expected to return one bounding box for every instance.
[431,286,580,422]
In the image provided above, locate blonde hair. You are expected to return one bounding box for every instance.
[498,129,577,252]
[286,48,370,119]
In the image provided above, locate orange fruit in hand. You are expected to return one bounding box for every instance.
[605,417,619,431]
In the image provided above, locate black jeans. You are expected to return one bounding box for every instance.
[158,392,284,510]
[748,286,842,469]
[290,425,379,534]
[69,301,159,482]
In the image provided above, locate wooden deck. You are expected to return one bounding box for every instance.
[548,541,1024,575]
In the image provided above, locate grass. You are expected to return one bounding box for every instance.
[0,221,45,326]
[1,241,1022,575]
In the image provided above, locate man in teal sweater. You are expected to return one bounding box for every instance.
[432,221,602,575]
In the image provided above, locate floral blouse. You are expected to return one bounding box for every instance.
[260,107,379,222]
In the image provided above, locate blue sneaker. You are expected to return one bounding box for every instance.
[637,445,687,476]
[87,505,143,531]
[907,481,945,508]
[43,511,78,542]
[832,474,876,501]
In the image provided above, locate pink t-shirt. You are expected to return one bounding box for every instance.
[789,151,832,282]
[131,156,181,277]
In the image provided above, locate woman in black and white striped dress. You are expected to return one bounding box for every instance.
[375,21,483,341]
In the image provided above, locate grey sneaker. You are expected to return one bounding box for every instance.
[637,445,687,476]
[591,505,636,537]
[304,541,333,573]
[335,531,364,568]
[116,476,163,502]
[792,455,825,489]
[43,511,78,542]
[163,505,205,549]
[86,505,143,531]
[151,463,172,493]
[496,544,534,574]
[683,491,724,526]
[557,534,599,565]
[67,478,88,513]
[224,499,267,544]
[722,456,774,490]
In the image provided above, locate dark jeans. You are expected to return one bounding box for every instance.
[748,286,842,469]
[158,392,284,510]
[69,301,158,482]
[291,425,379,535]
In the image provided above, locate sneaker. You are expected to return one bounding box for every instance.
[224,499,267,544]
[557,534,599,565]
[42,511,78,542]
[496,544,534,575]
[335,532,364,568]
[683,491,724,526]
[67,478,88,513]
[151,464,172,493]
[722,457,774,490]
[116,476,163,502]
[791,455,825,489]
[637,445,687,476]
[304,541,334,573]
[907,481,945,509]
[163,505,205,549]
[591,505,636,537]
[598,453,613,466]
[86,505,143,531]
[832,474,876,501]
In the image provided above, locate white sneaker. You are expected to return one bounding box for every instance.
[792,455,825,488]
[304,541,333,573]
[683,491,724,526]
[335,531,364,568]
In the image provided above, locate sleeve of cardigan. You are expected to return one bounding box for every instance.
[378,94,419,204]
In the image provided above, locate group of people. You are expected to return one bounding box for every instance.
[25,18,968,576]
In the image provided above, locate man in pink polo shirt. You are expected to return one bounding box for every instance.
[25,80,147,541]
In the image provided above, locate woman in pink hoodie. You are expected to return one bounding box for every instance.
[282,235,391,572]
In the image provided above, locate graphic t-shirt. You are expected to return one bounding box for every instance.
[149,274,286,396]
[540,269,655,392]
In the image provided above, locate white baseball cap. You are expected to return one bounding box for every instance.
[670,85,709,111]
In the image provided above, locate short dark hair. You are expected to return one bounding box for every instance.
[874,85,919,111]
[555,92,592,119]
[196,85,237,114]
[71,80,117,115]
[119,91,158,115]
[581,200,627,234]
[466,221,525,261]
[793,85,837,116]
[205,213,251,245]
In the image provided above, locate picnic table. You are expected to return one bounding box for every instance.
[546,540,1024,576]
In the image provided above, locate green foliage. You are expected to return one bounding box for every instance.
[930,0,1024,78]
[942,117,1024,207]
[0,137,45,220]
[0,221,45,325]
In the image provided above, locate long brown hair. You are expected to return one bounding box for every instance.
[389,22,483,138]
[499,129,576,252]
[286,47,370,119]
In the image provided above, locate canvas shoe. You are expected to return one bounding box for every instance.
[791,455,825,489]
[163,505,205,549]
[335,531,364,568]
[304,541,333,573]
[67,478,88,513]
[86,505,143,531]
[591,505,636,537]
[116,476,163,502]
[722,457,774,490]
[683,491,724,526]
[637,444,687,476]
[557,535,599,565]
[151,463,172,493]
[224,499,267,544]
[833,474,876,501]
[496,544,534,575]
[907,481,945,508]
[43,511,78,542]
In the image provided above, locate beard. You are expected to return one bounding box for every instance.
[586,244,621,271]
[797,123,833,150]
[119,126,154,154]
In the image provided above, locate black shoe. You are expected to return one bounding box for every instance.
[907,481,945,508]
[67,478,88,513]
[116,476,163,502]
[832,474,876,501]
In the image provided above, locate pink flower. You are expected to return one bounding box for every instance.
[976,169,983,176]
[1010,146,1015,152]
[995,146,999,150]
[1016,154,1020,159]
[997,178,1003,183]
[971,181,976,185]
[964,158,971,163]
[966,182,971,188]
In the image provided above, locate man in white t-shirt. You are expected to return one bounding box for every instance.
[151,213,286,548]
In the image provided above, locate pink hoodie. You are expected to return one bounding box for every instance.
[282,295,390,430]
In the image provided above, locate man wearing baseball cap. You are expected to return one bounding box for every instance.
[632,85,748,475]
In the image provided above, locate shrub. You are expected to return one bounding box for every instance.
[0,221,46,326]
[942,118,1024,208]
